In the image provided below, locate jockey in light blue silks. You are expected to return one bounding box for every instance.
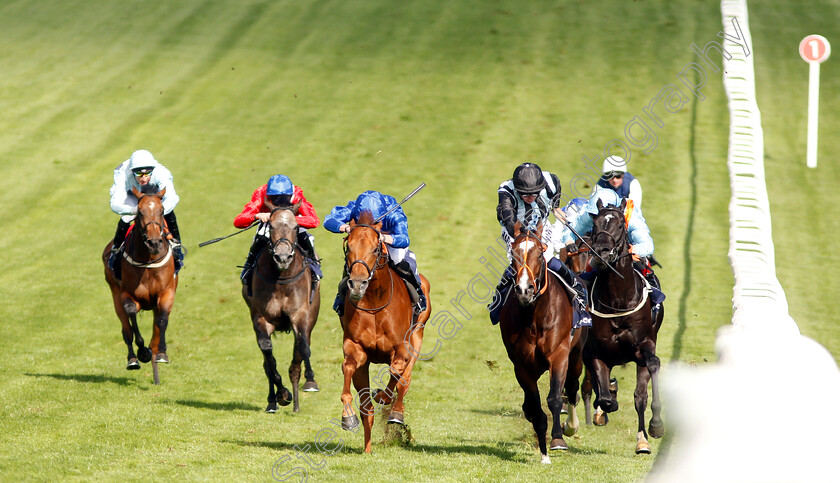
[554,186,665,319]
[488,163,591,328]
[324,190,427,316]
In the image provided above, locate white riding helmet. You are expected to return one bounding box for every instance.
[128,149,158,171]
[602,155,627,175]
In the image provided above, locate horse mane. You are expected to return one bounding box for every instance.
[356,210,375,225]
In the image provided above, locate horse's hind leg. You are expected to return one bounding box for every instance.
[296,323,319,392]
[111,292,138,369]
[582,369,593,425]
[288,326,312,413]
[514,365,549,464]
[643,341,664,439]
[634,362,653,454]
[123,297,151,363]
[562,341,584,438]
[152,290,175,363]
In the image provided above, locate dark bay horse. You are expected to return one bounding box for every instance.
[498,223,585,464]
[243,202,320,413]
[103,186,178,379]
[338,211,431,454]
[584,198,664,454]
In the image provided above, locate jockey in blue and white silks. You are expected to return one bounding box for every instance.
[324,190,426,315]
[489,163,591,328]
[555,186,665,313]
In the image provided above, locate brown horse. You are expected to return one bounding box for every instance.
[243,202,320,413]
[337,211,431,453]
[498,223,585,464]
[103,186,178,378]
[584,198,664,454]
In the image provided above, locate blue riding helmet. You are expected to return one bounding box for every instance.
[586,187,622,215]
[266,174,294,196]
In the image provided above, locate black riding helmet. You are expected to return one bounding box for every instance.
[512,163,546,195]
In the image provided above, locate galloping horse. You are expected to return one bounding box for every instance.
[584,198,664,454]
[338,211,431,453]
[243,202,320,413]
[103,186,178,377]
[498,223,585,464]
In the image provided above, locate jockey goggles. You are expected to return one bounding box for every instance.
[603,171,624,180]
[132,167,154,177]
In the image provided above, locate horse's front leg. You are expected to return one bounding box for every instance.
[352,363,374,453]
[634,362,653,454]
[255,316,290,413]
[514,364,549,464]
[111,291,138,369]
[122,296,151,364]
[340,338,366,431]
[589,356,617,413]
[152,287,176,363]
[546,354,571,451]
[642,339,663,439]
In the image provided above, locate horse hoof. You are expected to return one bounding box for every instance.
[649,420,665,439]
[154,352,169,363]
[540,454,551,464]
[137,347,153,363]
[636,441,652,454]
[593,412,609,426]
[126,359,140,370]
[265,403,277,413]
[277,389,293,407]
[549,438,568,451]
[341,415,360,431]
[387,411,405,425]
[302,381,320,392]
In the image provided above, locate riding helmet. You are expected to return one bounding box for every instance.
[266,174,294,196]
[128,149,157,172]
[512,163,546,195]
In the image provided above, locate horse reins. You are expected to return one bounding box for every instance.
[514,232,548,299]
[125,193,173,267]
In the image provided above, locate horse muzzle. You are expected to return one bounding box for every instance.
[347,278,368,301]
[514,283,537,306]
[144,237,166,255]
[272,252,294,270]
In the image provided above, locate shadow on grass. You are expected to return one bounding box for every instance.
[25,372,136,386]
[467,408,521,418]
[223,439,367,455]
[171,399,263,412]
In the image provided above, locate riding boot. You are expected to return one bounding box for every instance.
[548,257,592,328]
[488,265,516,325]
[634,260,666,306]
[109,219,131,275]
[242,234,269,296]
[333,276,349,316]
[394,260,427,315]
[164,211,184,272]
[297,230,322,294]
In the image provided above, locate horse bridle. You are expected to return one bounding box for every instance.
[256,206,306,284]
[591,207,630,265]
[342,223,394,313]
[268,207,300,259]
[343,223,388,284]
[134,194,171,264]
[512,231,548,300]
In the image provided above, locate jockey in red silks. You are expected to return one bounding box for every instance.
[235,174,321,296]
[324,190,427,316]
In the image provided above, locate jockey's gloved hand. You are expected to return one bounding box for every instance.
[565,242,577,253]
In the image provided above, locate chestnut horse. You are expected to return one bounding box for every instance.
[338,211,431,453]
[103,186,177,378]
[584,198,664,454]
[243,203,320,413]
[498,223,585,464]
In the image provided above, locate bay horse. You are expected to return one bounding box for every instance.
[338,211,431,454]
[584,198,664,453]
[242,201,320,413]
[103,186,177,379]
[498,222,585,464]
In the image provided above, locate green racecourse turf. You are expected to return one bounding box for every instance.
[0,0,837,481]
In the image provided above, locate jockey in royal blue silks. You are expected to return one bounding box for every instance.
[555,186,665,320]
[324,190,427,316]
[488,163,592,328]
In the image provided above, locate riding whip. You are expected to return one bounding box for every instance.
[374,182,426,223]
[198,223,258,247]
[561,219,624,279]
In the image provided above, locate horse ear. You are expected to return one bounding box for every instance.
[264,196,276,211]
[157,187,166,198]
[513,221,522,236]
[596,198,604,211]
[131,186,142,199]
[349,219,357,228]
[619,198,626,210]
[292,200,302,215]
[536,223,544,238]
